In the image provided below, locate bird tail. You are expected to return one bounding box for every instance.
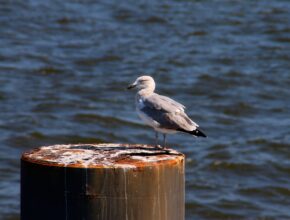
[178,128,207,137]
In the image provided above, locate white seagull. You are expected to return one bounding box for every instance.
[127,75,206,148]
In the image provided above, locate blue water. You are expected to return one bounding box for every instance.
[1,0,290,219]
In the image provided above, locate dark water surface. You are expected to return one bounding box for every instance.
[1,0,290,219]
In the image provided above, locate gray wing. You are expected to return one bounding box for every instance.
[144,94,185,113]
[157,95,186,111]
[141,93,198,130]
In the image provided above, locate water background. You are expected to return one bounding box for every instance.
[1,0,290,219]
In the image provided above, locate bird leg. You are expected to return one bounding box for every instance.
[154,132,162,149]
[155,131,159,146]
[162,134,167,149]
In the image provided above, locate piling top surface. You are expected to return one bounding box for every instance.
[21,144,184,168]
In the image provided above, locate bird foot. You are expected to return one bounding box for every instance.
[155,144,163,149]
[155,145,170,152]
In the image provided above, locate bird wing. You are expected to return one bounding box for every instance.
[157,95,186,111]
[140,93,198,131]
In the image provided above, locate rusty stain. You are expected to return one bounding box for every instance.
[21,144,184,169]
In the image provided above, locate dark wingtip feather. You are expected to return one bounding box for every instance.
[177,128,207,138]
[194,128,207,137]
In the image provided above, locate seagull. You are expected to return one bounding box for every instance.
[127,75,206,148]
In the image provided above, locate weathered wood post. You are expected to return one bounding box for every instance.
[21,144,184,220]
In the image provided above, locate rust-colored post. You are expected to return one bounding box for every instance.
[21,144,185,220]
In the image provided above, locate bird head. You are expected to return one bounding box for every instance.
[127,75,155,92]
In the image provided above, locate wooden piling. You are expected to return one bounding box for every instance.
[21,144,185,220]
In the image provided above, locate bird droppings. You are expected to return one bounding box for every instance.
[21,143,184,168]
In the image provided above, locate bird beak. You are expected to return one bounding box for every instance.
[127,83,137,90]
